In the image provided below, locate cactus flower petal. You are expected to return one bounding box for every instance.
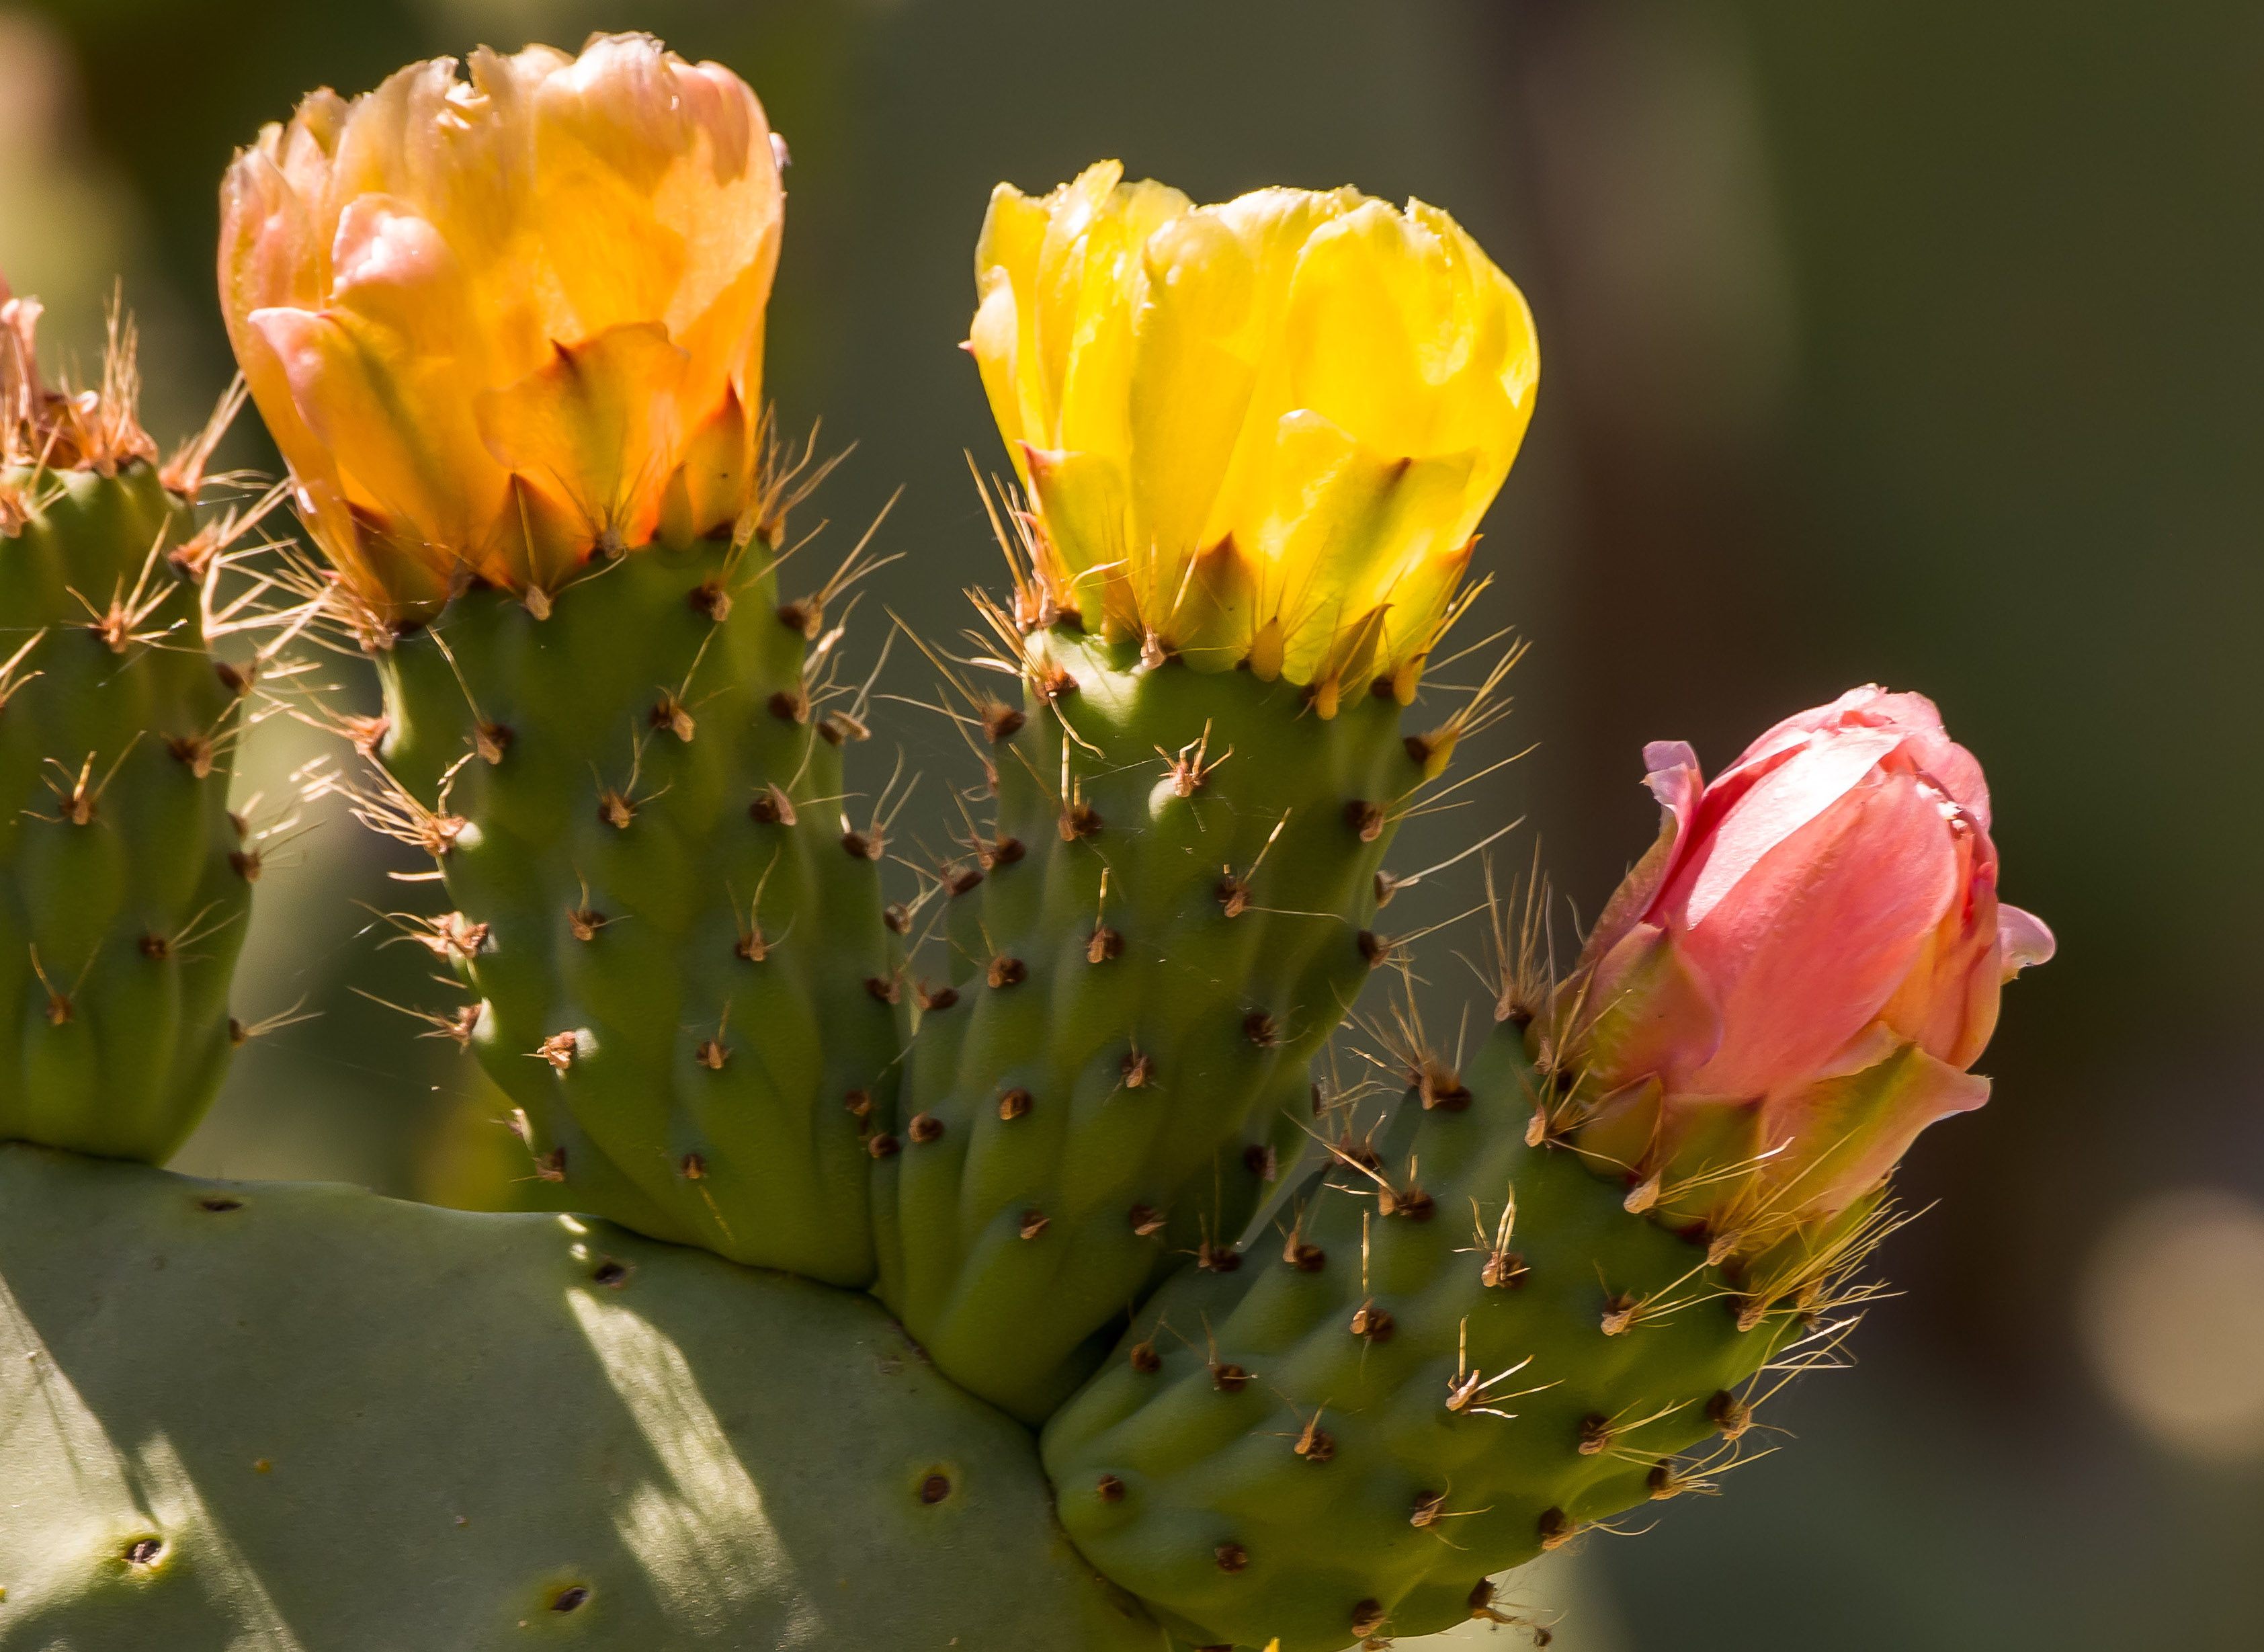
[1759,1042,1993,1222]
[474,323,691,555]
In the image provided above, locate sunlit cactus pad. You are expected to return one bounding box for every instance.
[0,1143,1151,1651]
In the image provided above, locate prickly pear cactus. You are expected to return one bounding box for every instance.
[0,292,253,1164]
[863,161,1542,1425]
[0,34,2054,1652]
[212,38,901,1280]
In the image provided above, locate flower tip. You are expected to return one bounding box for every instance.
[1999,904,2055,976]
[1640,740,1701,782]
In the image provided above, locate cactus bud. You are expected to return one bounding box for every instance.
[1544,686,2053,1248]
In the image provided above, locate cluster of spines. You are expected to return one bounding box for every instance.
[1513,967,1912,1326]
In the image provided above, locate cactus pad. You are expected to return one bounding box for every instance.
[872,623,1417,1420]
[0,1141,1157,1651]
[369,531,901,1282]
[1041,1023,1807,1651]
[0,461,249,1162]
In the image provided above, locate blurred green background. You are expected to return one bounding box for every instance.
[3,0,2259,1645]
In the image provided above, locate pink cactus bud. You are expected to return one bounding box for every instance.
[1550,686,2052,1244]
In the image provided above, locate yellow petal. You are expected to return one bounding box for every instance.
[1306,603,1390,718]
[1051,178,1186,468]
[1378,538,1475,700]
[969,280,1033,487]
[1126,212,1257,609]
[1341,447,1478,626]
[1282,200,1442,457]
[1254,414,1474,685]
[1246,613,1286,682]
[971,183,1053,479]
[974,181,1050,291]
[1023,445,1136,640]
[1030,161,1127,424]
[1195,185,1364,547]
[966,167,1536,695]
[1167,535,1259,670]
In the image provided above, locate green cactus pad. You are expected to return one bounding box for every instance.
[872,625,1416,1421]
[0,462,248,1163]
[374,534,901,1283]
[0,1141,1159,1651]
[1041,1022,1805,1651]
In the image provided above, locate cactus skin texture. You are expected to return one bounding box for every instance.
[0,462,249,1162]
[1040,1023,1802,1652]
[372,532,901,1284]
[872,624,1415,1422]
[0,1141,1159,1651]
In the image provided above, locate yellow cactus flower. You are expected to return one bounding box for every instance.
[218,34,784,617]
[969,161,1538,710]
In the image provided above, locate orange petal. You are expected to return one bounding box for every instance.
[249,304,495,583]
[657,388,754,546]
[475,322,689,550]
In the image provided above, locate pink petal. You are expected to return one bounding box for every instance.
[1681,766,1961,1096]
[1575,923,1722,1092]
[1998,903,2056,976]
[1760,1045,1992,1219]
[1673,726,1904,929]
[1573,742,1704,975]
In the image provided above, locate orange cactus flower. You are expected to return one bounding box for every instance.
[219,34,784,618]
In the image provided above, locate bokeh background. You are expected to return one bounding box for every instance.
[4,0,2261,1645]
